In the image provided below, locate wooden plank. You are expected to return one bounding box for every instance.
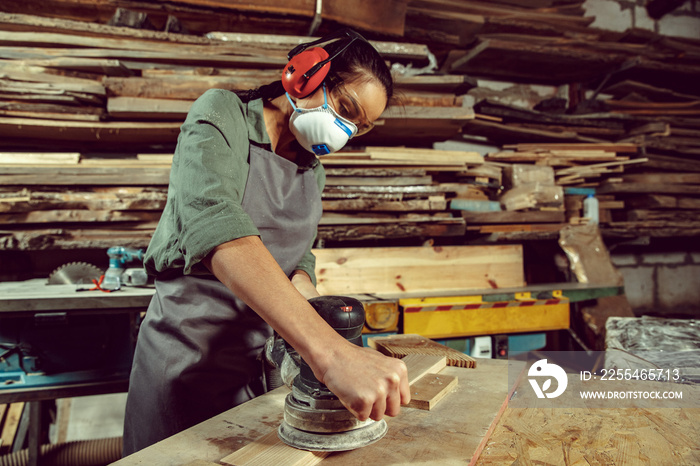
[107,96,192,120]
[366,146,483,165]
[313,245,524,295]
[317,219,466,241]
[603,79,700,102]
[403,354,447,385]
[0,166,171,185]
[624,194,700,210]
[220,431,328,466]
[554,158,648,176]
[0,152,80,164]
[0,403,24,451]
[598,182,700,195]
[459,210,565,224]
[503,142,638,153]
[620,172,700,184]
[407,373,458,410]
[0,117,181,144]
[0,188,168,213]
[322,198,447,212]
[324,176,433,187]
[0,209,161,224]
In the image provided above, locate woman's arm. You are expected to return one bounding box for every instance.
[290,270,320,300]
[203,235,410,421]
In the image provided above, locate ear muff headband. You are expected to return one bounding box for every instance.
[282,28,367,99]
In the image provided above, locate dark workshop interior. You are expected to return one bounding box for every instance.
[0,1,699,465]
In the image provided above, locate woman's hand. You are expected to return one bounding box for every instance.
[315,341,411,421]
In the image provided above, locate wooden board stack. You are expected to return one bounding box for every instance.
[318,147,485,241]
[1,1,700,251]
[0,11,475,153]
[0,147,490,249]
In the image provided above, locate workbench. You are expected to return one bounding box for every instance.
[113,355,700,465]
[114,358,519,465]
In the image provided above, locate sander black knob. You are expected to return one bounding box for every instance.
[308,295,365,346]
[297,296,366,396]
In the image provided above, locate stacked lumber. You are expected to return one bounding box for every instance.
[442,12,700,239]
[319,147,485,241]
[0,12,475,152]
[0,147,488,249]
[1,1,700,250]
[0,153,168,250]
[487,143,645,186]
[598,173,700,238]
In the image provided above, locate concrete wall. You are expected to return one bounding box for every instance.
[583,0,700,39]
[611,250,700,317]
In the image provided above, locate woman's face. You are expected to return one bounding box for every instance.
[297,78,387,136]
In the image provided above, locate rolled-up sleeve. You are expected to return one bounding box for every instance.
[145,89,261,275]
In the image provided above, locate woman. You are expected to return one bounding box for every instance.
[122,29,410,455]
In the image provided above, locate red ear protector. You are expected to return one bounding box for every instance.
[282,28,367,99]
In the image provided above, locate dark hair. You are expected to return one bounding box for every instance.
[323,36,393,102]
[237,33,393,104]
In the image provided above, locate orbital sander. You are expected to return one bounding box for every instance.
[269,296,388,452]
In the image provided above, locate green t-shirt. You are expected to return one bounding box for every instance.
[144,89,325,284]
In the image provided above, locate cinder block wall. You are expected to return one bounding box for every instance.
[583,0,700,39]
[611,251,700,317]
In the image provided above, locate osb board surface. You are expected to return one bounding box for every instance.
[115,359,520,465]
[477,407,700,465]
[476,373,700,465]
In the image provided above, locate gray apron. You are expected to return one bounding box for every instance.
[123,145,322,455]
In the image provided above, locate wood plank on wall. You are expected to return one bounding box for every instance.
[313,245,525,295]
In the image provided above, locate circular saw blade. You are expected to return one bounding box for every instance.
[47,261,104,285]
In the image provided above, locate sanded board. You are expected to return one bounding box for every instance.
[220,431,328,466]
[369,334,477,368]
[402,354,447,385]
[407,373,458,410]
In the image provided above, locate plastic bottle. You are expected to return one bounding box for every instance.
[583,194,599,225]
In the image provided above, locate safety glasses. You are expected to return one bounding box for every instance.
[327,83,374,137]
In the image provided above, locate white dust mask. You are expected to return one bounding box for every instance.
[286,84,358,156]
